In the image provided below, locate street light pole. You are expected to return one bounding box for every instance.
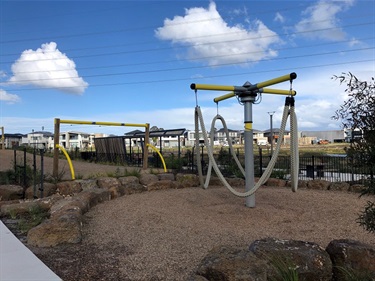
[268,111,275,156]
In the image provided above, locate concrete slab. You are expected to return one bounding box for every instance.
[0,220,61,281]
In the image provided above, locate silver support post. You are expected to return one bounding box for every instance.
[268,111,275,156]
[243,96,255,207]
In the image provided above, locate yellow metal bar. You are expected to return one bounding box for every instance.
[213,92,235,103]
[256,73,297,89]
[190,83,235,91]
[146,144,167,172]
[56,144,75,180]
[59,119,148,127]
[261,88,297,96]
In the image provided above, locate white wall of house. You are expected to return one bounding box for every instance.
[60,132,96,150]
[21,132,54,149]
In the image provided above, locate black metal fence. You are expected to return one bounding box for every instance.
[76,146,374,184]
[153,149,374,184]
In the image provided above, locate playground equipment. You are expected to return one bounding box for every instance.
[190,73,299,207]
[53,118,150,178]
[147,143,167,172]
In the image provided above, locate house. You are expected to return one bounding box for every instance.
[215,128,241,145]
[263,128,290,145]
[59,131,94,150]
[21,131,54,149]
[1,133,25,149]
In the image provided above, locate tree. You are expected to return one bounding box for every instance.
[332,72,375,233]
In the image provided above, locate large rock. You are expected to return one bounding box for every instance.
[49,196,87,219]
[0,185,23,201]
[196,246,270,281]
[27,215,82,247]
[56,181,82,195]
[77,179,99,190]
[139,173,159,185]
[265,178,287,187]
[25,182,57,199]
[97,177,122,198]
[326,239,375,280]
[158,173,175,181]
[175,173,200,188]
[249,238,332,281]
[97,177,120,189]
[349,184,366,193]
[118,176,146,194]
[226,178,245,187]
[307,179,330,190]
[74,188,111,209]
[0,195,61,217]
[328,182,350,192]
[147,180,178,191]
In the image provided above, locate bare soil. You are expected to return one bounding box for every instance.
[1,149,375,281]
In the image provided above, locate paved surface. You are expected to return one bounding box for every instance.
[0,221,61,281]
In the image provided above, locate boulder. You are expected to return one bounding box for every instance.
[139,173,159,185]
[175,173,200,188]
[226,178,245,187]
[147,180,178,191]
[297,180,309,189]
[118,176,146,194]
[118,176,139,186]
[49,197,87,219]
[328,182,350,192]
[349,184,365,193]
[206,176,223,187]
[97,177,123,198]
[56,181,82,195]
[196,246,270,281]
[27,216,82,247]
[326,239,375,280]
[0,195,61,217]
[249,238,332,281]
[0,185,23,201]
[97,177,120,189]
[265,178,287,187]
[158,173,175,181]
[74,188,111,209]
[77,179,99,190]
[307,179,330,190]
[25,182,57,199]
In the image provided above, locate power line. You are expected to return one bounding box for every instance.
[0,20,373,66]
[0,9,372,50]
[3,46,374,85]
[5,36,374,75]
[2,59,371,92]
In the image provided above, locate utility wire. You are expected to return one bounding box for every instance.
[3,47,373,85]
[6,36,375,75]
[0,20,373,65]
[2,59,371,92]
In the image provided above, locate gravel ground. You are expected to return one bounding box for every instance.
[1,150,375,280]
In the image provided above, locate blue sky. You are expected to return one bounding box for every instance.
[0,0,374,135]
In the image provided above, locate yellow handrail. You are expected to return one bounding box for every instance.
[146,144,167,172]
[56,144,75,180]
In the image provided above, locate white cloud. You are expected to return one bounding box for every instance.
[295,0,354,41]
[274,12,285,23]
[8,42,88,94]
[155,2,281,66]
[0,89,21,104]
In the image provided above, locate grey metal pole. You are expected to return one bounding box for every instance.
[243,96,256,207]
[268,111,275,156]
